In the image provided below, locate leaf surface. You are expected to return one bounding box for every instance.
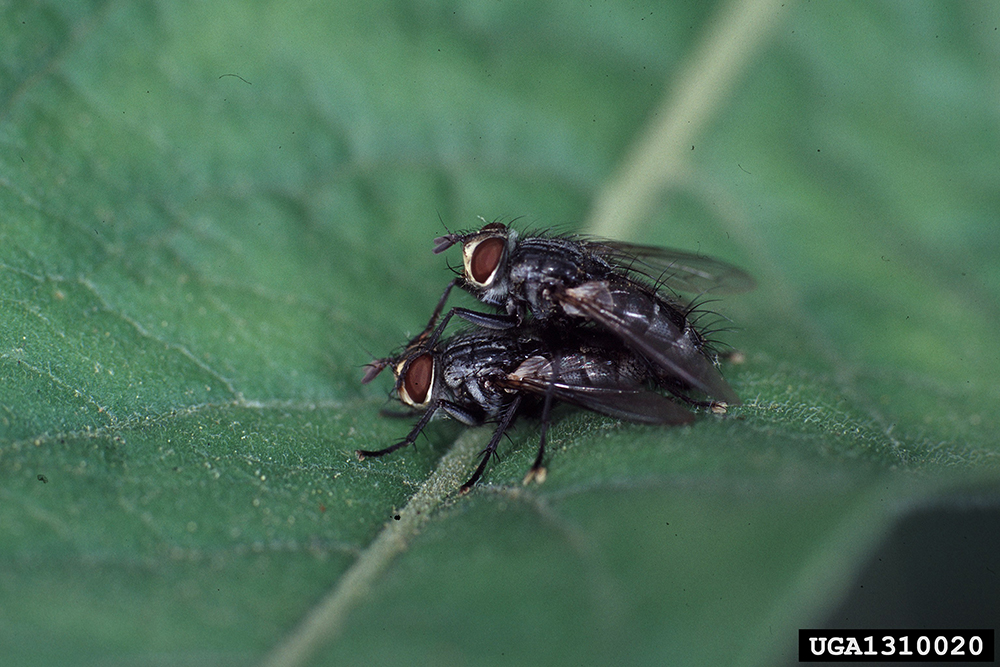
[2,1,998,665]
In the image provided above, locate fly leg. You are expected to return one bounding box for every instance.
[359,400,482,460]
[356,404,439,460]
[417,279,519,348]
[424,306,516,347]
[361,281,462,385]
[523,357,560,486]
[459,395,523,494]
[452,308,519,330]
[419,279,459,339]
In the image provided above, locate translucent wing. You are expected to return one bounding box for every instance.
[587,239,756,295]
[558,280,741,404]
[504,353,695,425]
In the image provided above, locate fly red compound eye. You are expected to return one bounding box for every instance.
[466,236,505,286]
[400,353,433,406]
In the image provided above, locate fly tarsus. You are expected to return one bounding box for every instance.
[356,403,439,460]
[521,424,549,486]
[523,360,558,486]
[355,440,410,460]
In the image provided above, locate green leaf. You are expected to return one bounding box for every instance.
[2,1,998,666]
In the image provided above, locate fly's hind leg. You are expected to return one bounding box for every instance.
[522,371,558,486]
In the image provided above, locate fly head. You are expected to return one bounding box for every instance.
[434,221,517,309]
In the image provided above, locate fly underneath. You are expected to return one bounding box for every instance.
[358,325,700,492]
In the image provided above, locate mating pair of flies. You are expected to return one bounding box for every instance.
[359,221,754,492]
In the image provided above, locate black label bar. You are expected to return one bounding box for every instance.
[799,629,994,662]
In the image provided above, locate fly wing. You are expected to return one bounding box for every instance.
[505,354,695,425]
[585,239,756,295]
[559,280,741,404]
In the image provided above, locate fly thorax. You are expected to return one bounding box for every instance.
[510,253,579,320]
[468,375,506,417]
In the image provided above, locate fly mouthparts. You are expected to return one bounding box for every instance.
[432,234,461,254]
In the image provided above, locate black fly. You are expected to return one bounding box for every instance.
[358,325,697,492]
[429,221,755,405]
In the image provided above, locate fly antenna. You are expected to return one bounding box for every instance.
[433,213,460,253]
[433,233,460,253]
[436,211,454,235]
[361,358,392,384]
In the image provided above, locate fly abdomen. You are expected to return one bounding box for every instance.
[560,279,737,403]
[519,350,645,390]
[607,282,701,353]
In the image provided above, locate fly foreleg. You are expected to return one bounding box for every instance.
[356,403,439,460]
[418,280,519,347]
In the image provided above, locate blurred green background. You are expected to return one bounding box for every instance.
[2,1,998,665]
